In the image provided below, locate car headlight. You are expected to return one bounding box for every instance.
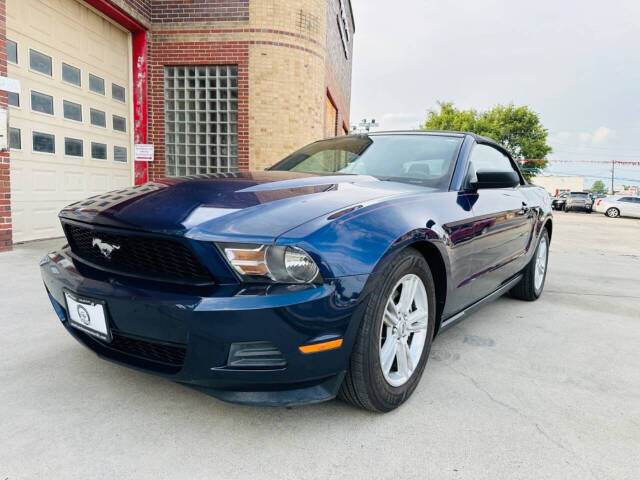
[218,243,321,284]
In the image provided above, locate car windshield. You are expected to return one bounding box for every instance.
[269,134,464,190]
[571,193,589,197]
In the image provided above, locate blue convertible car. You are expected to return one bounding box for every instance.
[41,131,552,412]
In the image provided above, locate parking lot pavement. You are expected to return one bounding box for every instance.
[1,213,639,480]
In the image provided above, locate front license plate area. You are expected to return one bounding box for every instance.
[64,291,111,342]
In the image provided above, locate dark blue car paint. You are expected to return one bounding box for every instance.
[41,132,553,406]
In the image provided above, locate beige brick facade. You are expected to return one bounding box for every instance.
[149,0,354,172]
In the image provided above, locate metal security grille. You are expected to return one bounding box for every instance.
[164,66,239,176]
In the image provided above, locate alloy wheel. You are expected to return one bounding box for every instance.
[379,274,429,387]
[534,236,548,291]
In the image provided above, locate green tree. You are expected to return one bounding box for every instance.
[422,102,552,181]
[590,180,608,194]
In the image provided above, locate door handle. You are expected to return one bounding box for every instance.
[518,202,530,216]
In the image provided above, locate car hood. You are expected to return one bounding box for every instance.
[59,171,426,243]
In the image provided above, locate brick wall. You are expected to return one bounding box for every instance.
[113,0,152,26]
[0,0,11,251]
[147,37,249,180]
[325,0,354,134]
[150,0,249,24]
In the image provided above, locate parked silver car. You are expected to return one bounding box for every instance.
[593,195,640,218]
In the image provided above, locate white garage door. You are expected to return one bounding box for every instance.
[7,0,133,242]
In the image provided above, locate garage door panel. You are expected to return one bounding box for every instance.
[32,168,58,193]
[8,0,133,243]
[92,173,109,193]
[28,4,55,41]
[63,171,85,194]
[57,18,83,52]
[32,205,60,234]
[112,174,131,190]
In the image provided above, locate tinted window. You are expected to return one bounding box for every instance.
[112,84,126,102]
[33,132,55,153]
[90,108,106,127]
[270,135,464,190]
[89,74,105,95]
[571,192,589,197]
[63,100,82,121]
[64,138,83,157]
[619,197,633,203]
[62,63,81,86]
[8,92,19,107]
[7,40,17,64]
[29,49,52,76]
[469,144,515,172]
[31,91,54,115]
[113,115,126,132]
[91,142,107,159]
[114,146,127,162]
[9,128,21,149]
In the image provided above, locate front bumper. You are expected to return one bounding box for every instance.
[41,247,370,406]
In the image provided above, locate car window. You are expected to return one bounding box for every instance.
[270,135,464,190]
[571,193,588,197]
[468,144,516,172]
[619,197,633,202]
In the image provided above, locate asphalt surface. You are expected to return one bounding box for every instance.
[1,211,639,479]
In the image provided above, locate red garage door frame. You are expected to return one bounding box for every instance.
[82,0,149,185]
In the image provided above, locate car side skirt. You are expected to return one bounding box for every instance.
[438,273,523,333]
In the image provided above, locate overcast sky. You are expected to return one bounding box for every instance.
[349,0,640,187]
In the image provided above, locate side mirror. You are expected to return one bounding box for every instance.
[470,169,520,189]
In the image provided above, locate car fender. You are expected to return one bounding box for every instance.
[276,191,466,276]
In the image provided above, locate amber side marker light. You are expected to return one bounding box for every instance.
[299,338,343,354]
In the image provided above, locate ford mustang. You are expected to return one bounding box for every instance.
[40,131,552,412]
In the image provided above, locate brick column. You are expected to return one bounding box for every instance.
[0,0,12,252]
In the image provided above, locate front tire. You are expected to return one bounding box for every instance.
[338,248,436,412]
[606,207,620,218]
[510,229,549,301]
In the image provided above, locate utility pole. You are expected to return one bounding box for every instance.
[611,160,615,194]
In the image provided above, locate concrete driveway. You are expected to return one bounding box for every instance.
[1,213,639,479]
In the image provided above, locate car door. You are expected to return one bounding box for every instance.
[465,143,537,302]
[621,197,640,217]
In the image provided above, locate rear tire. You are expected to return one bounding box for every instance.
[510,229,549,301]
[606,207,620,218]
[338,248,436,412]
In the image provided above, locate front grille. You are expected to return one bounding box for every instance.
[77,330,187,374]
[63,223,213,284]
[106,332,186,366]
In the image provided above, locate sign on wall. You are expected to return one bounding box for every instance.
[134,144,154,162]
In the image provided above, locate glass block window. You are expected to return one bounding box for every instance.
[7,40,17,64]
[63,100,82,121]
[89,74,105,95]
[65,137,83,157]
[90,108,106,127]
[9,128,21,149]
[164,65,239,176]
[62,63,81,86]
[114,146,127,162]
[31,91,54,115]
[91,142,107,159]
